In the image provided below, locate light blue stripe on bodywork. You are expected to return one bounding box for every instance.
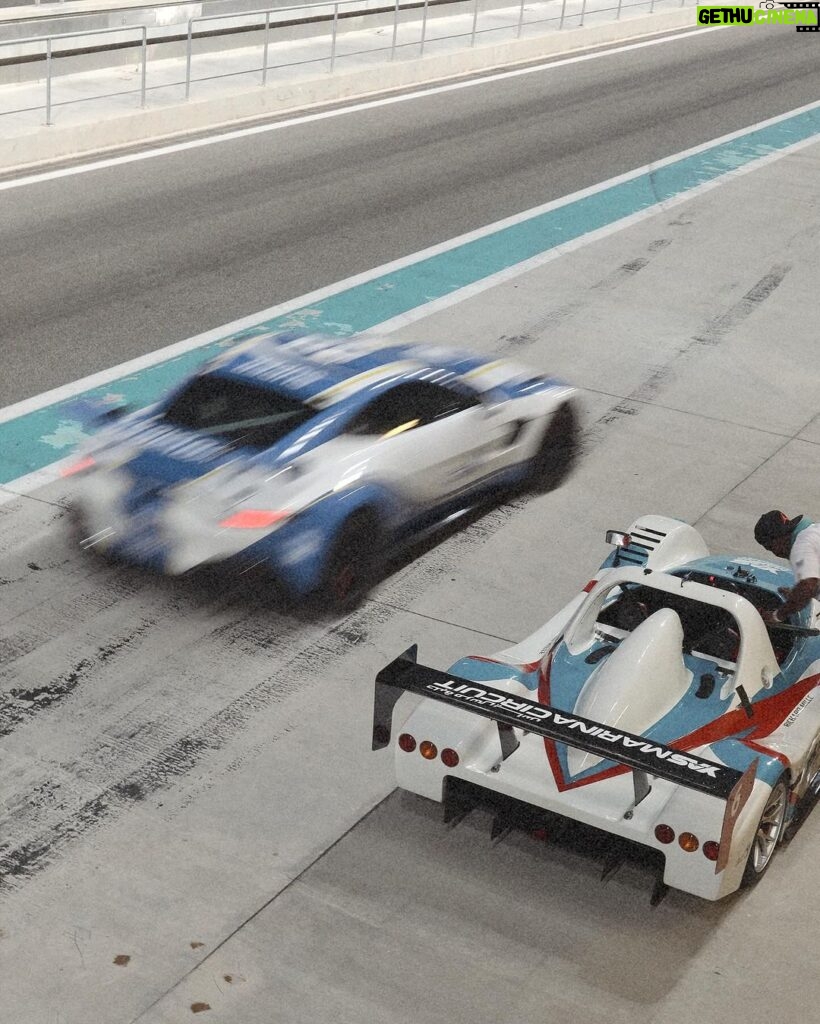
[451,629,820,790]
[447,656,541,691]
[3,104,820,485]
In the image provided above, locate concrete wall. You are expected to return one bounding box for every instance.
[0,0,428,44]
[0,0,477,83]
[2,4,508,83]
[0,8,697,171]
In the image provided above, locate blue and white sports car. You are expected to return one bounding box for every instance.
[374,515,820,900]
[65,332,577,607]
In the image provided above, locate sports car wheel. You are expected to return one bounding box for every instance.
[741,777,788,887]
[527,401,580,494]
[318,513,382,613]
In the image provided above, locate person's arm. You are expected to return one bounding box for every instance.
[763,577,820,623]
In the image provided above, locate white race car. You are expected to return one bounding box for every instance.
[65,332,577,608]
[373,515,820,900]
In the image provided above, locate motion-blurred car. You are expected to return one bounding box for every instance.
[373,515,820,899]
[65,331,578,608]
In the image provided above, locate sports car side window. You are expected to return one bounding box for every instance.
[346,386,419,437]
[418,381,481,422]
[161,374,315,447]
[347,382,478,437]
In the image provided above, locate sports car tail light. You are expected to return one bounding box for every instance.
[398,733,416,753]
[441,748,459,768]
[583,579,597,593]
[219,509,291,529]
[679,832,699,853]
[703,841,720,861]
[419,740,438,760]
[61,455,96,477]
[655,824,675,844]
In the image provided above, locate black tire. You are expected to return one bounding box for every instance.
[741,776,788,888]
[316,512,383,613]
[527,401,580,494]
[802,739,820,803]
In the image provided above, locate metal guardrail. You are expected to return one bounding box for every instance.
[8,23,150,120]
[0,0,690,125]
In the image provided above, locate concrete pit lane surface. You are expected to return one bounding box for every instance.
[0,24,819,1024]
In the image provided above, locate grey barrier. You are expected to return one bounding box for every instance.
[0,0,691,125]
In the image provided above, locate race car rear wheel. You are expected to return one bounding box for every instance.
[318,512,382,613]
[527,401,580,494]
[741,777,788,888]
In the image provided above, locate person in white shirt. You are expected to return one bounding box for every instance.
[754,510,820,623]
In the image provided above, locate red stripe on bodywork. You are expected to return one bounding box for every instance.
[468,655,543,674]
[536,654,819,791]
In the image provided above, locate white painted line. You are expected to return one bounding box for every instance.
[0,465,75,506]
[1,127,816,508]
[374,130,820,334]
[2,91,818,432]
[2,94,818,503]
[0,26,719,192]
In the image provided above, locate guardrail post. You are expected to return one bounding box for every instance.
[391,0,399,58]
[516,0,525,37]
[185,19,193,99]
[419,0,429,55]
[470,0,479,45]
[330,3,339,72]
[579,0,587,26]
[45,38,52,125]
[650,0,656,11]
[262,11,270,85]
[559,0,568,28]
[140,26,147,107]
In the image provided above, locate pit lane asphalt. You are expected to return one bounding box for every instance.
[1,23,819,1024]
[2,26,820,407]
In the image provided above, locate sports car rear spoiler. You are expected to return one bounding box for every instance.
[373,646,747,803]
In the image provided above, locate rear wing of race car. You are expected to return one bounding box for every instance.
[373,647,754,821]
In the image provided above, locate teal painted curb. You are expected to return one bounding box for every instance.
[2,105,819,486]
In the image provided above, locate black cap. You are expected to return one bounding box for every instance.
[754,510,802,548]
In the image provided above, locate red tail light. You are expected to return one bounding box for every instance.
[583,579,597,593]
[398,733,416,753]
[679,832,699,853]
[441,748,459,768]
[419,740,438,760]
[655,824,675,844]
[219,509,291,529]
[703,841,720,861]
[61,455,96,477]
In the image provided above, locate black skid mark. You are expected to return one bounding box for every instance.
[692,264,791,347]
[591,263,792,433]
[495,240,666,352]
[0,603,390,893]
[0,621,156,737]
